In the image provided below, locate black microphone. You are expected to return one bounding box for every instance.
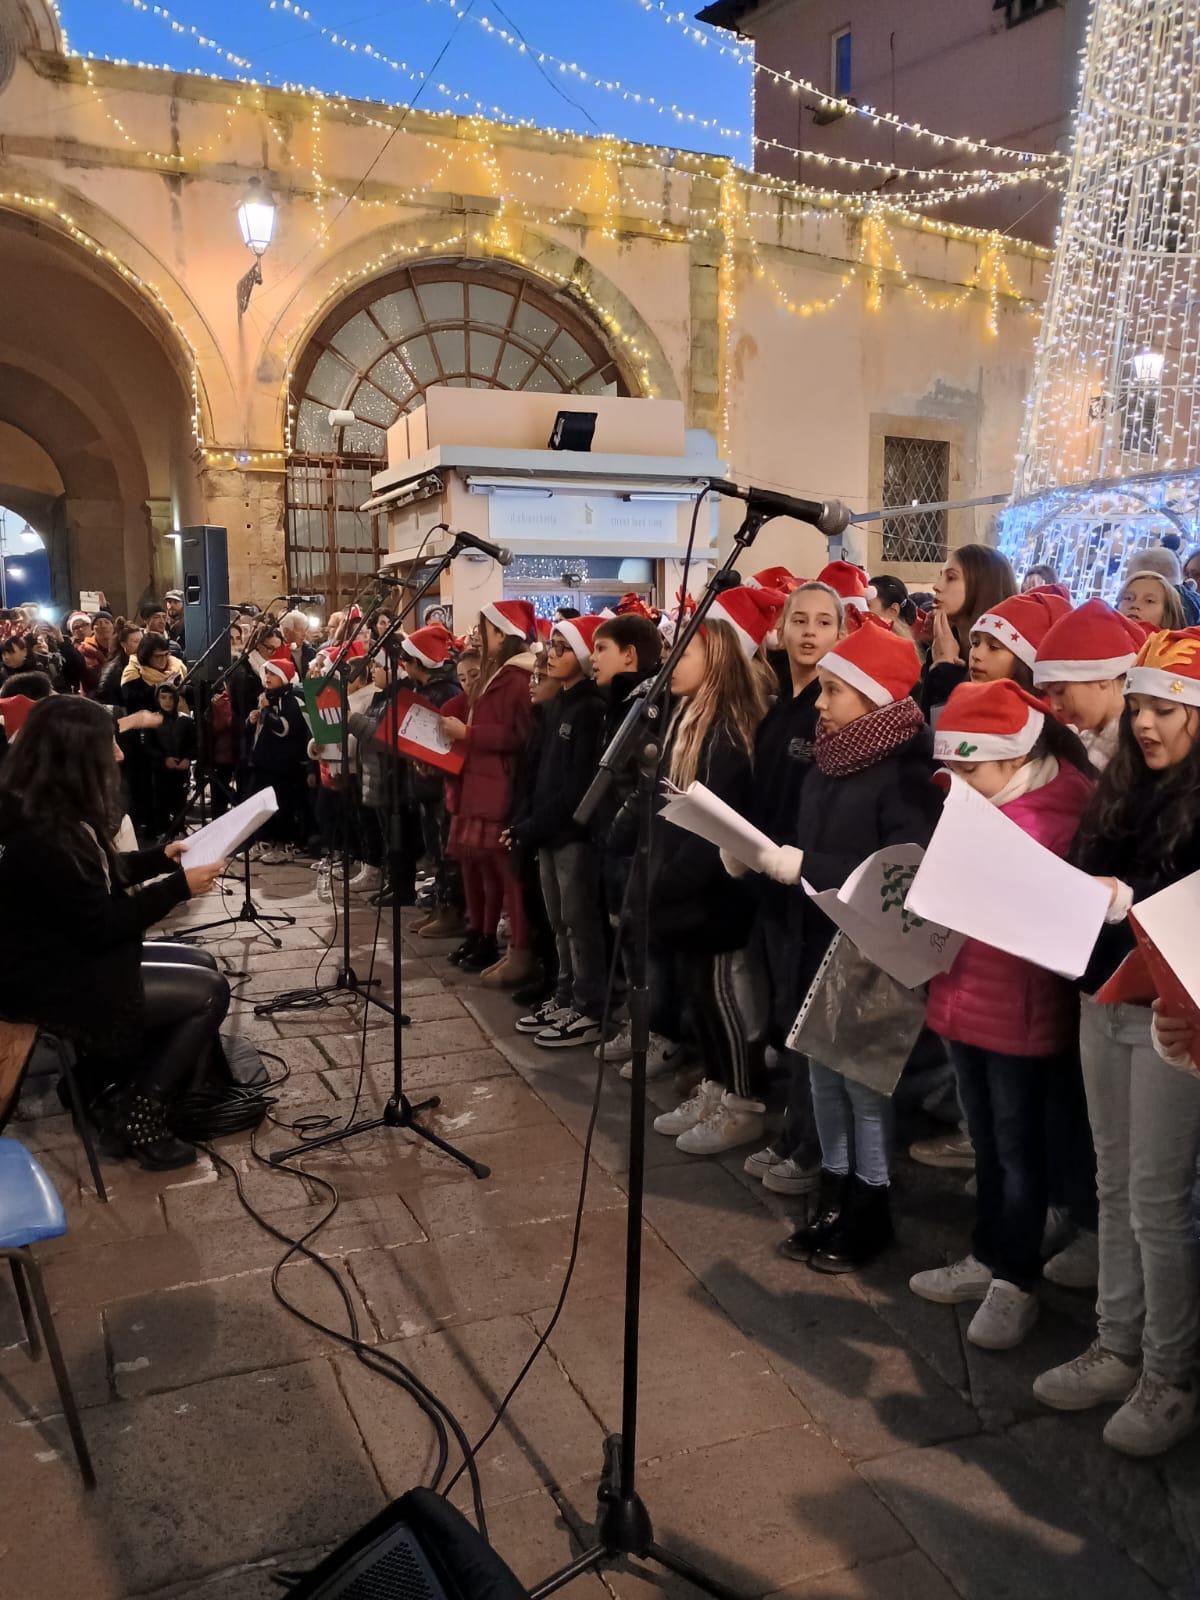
[446,526,514,567]
[708,478,851,539]
[285,593,324,606]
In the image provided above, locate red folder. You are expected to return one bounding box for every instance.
[1095,910,1200,1029]
[374,689,465,775]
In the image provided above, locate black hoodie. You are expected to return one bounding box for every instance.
[510,676,607,852]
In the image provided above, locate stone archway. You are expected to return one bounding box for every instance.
[0,206,201,612]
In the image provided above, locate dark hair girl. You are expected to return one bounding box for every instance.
[0,697,229,1168]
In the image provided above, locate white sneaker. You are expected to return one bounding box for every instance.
[617,1033,674,1079]
[676,1093,765,1156]
[743,1146,778,1182]
[257,845,294,865]
[1034,1340,1141,1412]
[597,1027,634,1063]
[349,864,382,893]
[967,1280,1038,1350]
[1103,1373,1200,1458]
[534,1010,604,1050]
[652,1079,723,1137]
[909,1254,993,1305]
[1043,1229,1098,1290]
[763,1157,821,1197]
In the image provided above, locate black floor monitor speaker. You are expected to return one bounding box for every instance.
[285,1489,530,1600]
[179,525,230,677]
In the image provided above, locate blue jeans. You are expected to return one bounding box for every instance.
[950,1042,1050,1292]
[809,1060,893,1186]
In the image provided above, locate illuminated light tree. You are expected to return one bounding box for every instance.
[1000,0,1200,594]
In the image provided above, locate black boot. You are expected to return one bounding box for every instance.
[459,934,500,973]
[779,1170,850,1262]
[95,1086,197,1172]
[448,930,484,967]
[810,1177,894,1274]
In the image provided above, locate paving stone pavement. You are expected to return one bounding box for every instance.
[1,860,1196,1599]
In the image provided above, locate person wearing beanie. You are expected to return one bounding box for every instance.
[647,617,769,1156]
[725,620,942,1270]
[1034,599,1146,771]
[440,604,537,982]
[747,566,801,595]
[742,581,846,1201]
[1034,627,1200,1457]
[924,544,1018,719]
[246,650,309,862]
[968,590,1072,692]
[910,681,1095,1349]
[79,609,116,698]
[817,560,874,612]
[509,616,609,1048]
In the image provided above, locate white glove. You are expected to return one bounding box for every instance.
[719,848,749,880]
[761,844,804,885]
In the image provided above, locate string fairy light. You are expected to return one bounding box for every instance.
[1000,0,1200,597]
[119,0,254,72]
[0,188,204,445]
[624,0,1068,171]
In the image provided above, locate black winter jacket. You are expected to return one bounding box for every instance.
[511,678,606,852]
[248,685,308,776]
[1074,775,1200,994]
[789,724,942,1004]
[649,719,758,954]
[0,820,190,1049]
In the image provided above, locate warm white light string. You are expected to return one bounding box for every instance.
[624,0,1069,171]
[1001,0,1200,595]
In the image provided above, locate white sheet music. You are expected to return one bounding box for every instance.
[180,789,278,868]
[659,780,777,873]
[905,774,1109,980]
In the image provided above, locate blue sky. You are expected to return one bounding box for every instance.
[59,0,753,163]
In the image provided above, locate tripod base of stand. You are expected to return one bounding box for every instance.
[530,1435,739,1600]
[268,1092,490,1175]
[184,896,296,949]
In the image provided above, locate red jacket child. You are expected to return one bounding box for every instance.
[453,651,536,828]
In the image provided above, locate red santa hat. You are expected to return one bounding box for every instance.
[971,591,1072,669]
[65,610,92,631]
[817,560,875,611]
[747,566,801,595]
[260,650,297,685]
[933,680,1047,764]
[1124,626,1200,709]
[534,617,553,644]
[819,624,921,706]
[708,585,785,657]
[402,623,455,669]
[1033,599,1146,685]
[553,614,605,672]
[480,599,535,641]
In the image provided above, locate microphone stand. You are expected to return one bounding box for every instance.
[177,601,297,947]
[530,490,792,1600]
[270,537,489,1179]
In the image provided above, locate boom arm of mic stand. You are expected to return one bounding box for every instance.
[575,503,776,828]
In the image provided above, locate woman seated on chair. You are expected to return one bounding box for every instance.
[0,696,228,1170]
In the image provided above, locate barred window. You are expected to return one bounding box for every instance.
[882,436,950,564]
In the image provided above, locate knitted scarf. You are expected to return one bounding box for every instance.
[813,695,925,777]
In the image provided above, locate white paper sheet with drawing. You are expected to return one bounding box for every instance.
[904,775,1108,980]
[803,843,963,990]
[180,789,278,867]
[658,780,777,873]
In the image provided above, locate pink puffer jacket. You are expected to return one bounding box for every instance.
[925,760,1094,1057]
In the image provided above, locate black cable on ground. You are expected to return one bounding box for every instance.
[192,1042,489,1537]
